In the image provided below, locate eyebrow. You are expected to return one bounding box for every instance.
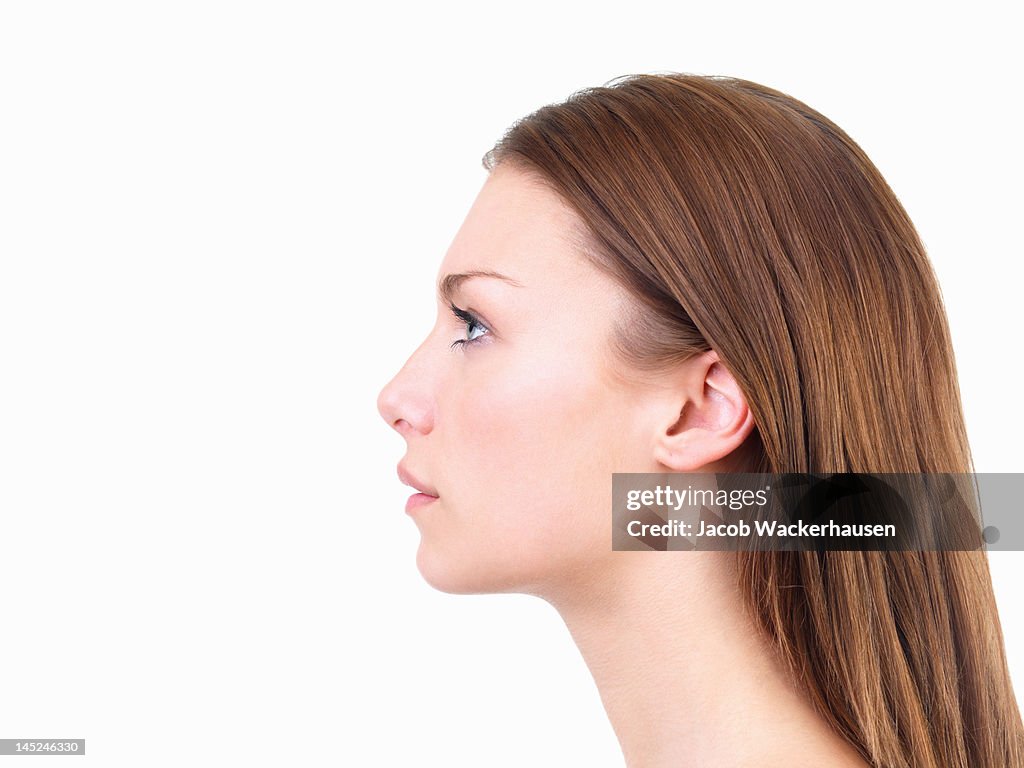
[437,270,524,304]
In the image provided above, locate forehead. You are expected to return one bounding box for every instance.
[439,165,594,288]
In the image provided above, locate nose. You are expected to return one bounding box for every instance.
[376,345,435,437]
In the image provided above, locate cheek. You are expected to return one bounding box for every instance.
[437,345,619,545]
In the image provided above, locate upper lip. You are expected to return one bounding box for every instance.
[397,464,439,497]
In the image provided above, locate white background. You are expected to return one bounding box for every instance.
[0,2,1020,766]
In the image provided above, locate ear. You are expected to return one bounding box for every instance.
[652,350,757,472]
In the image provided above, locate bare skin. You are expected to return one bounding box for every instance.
[377,164,870,767]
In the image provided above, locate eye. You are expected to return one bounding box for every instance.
[448,302,491,350]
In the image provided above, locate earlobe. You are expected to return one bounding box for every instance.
[653,352,756,472]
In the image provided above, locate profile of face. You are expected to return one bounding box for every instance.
[377,164,754,599]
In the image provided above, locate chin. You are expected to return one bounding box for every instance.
[414,542,556,596]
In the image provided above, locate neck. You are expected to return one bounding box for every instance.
[544,552,868,768]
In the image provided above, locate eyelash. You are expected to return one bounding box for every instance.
[448,302,491,350]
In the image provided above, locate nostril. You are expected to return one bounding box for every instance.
[377,386,414,435]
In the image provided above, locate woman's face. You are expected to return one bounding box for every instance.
[377,164,658,597]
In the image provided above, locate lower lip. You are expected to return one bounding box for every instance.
[406,493,439,514]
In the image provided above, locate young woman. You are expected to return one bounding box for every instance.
[377,73,1024,767]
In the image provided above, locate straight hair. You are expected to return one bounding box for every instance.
[482,72,1024,768]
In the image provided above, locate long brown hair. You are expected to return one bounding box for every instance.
[482,73,1023,767]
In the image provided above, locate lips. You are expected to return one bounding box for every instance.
[397,464,439,497]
